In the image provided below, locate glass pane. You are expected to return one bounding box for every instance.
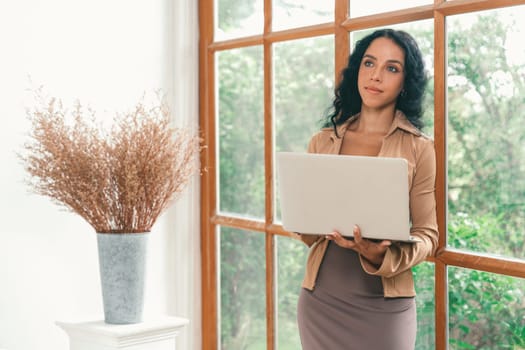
[350,0,432,18]
[350,21,435,137]
[220,227,266,349]
[448,267,525,349]
[217,46,265,219]
[447,6,525,259]
[216,0,263,40]
[274,35,334,222]
[273,0,334,31]
[413,262,435,350]
[276,236,309,349]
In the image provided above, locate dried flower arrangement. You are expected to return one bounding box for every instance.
[20,92,201,233]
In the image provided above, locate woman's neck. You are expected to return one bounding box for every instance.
[353,106,396,135]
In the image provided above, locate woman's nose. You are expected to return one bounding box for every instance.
[371,68,382,82]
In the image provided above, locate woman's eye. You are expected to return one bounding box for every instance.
[363,60,374,67]
[387,66,400,73]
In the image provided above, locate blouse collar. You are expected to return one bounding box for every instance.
[327,110,422,140]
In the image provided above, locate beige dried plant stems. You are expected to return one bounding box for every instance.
[21,92,201,233]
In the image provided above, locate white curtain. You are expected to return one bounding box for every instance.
[164,1,202,350]
[0,1,200,349]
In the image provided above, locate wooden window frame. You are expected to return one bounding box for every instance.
[199,1,525,349]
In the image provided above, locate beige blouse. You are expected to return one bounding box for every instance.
[300,110,439,297]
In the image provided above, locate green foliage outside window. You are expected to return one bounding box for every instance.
[446,11,525,349]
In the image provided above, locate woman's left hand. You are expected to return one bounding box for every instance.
[325,225,391,267]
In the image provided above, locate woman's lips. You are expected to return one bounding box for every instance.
[365,86,383,94]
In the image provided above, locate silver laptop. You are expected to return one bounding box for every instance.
[276,152,419,242]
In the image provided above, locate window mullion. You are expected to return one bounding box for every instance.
[434,7,448,350]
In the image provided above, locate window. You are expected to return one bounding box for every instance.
[199,1,525,349]
[447,7,525,260]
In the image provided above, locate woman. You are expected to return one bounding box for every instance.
[296,29,438,350]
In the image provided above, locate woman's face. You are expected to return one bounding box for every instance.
[357,37,406,111]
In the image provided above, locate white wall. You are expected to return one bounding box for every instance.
[0,1,200,349]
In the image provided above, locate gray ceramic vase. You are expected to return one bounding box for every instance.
[97,232,149,324]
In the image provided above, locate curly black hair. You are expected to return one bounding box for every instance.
[324,28,428,135]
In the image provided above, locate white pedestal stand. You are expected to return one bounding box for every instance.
[57,317,189,350]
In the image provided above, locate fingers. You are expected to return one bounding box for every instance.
[326,226,360,242]
[325,231,341,240]
[353,225,391,247]
[352,226,373,252]
[380,240,392,247]
[325,231,353,249]
[353,225,362,242]
[326,226,391,252]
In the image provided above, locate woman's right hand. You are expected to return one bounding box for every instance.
[325,225,391,267]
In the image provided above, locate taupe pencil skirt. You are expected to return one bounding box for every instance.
[297,242,416,350]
